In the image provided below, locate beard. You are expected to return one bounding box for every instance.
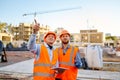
[62,40,69,44]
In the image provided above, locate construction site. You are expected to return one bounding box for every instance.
[0,48,120,80]
[0,4,120,80]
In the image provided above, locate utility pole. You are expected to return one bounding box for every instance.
[87,19,90,45]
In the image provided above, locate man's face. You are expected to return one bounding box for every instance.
[60,34,70,44]
[45,34,56,44]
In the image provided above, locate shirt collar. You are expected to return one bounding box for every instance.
[61,43,71,49]
[44,42,54,50]
[44,42,49,48]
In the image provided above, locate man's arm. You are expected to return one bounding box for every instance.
[27,22,40,57]
[27,34,37,53]
[75,51,82,68]
[27,34,41,59]
[27,20,40,57]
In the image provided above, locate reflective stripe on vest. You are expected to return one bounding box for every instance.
[59,46,75,66]
[34,63,51,67]
[34,72,54,77]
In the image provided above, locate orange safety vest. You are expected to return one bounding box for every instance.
[56,46,78,80]
[33,45,58,80]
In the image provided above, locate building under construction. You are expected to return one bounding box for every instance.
[12,23,50,43]
[80,29,103,46]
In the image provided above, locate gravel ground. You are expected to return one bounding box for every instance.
[0,51,120,67]
[0,51,34,80]
[0,51,120,80]
[0,51,34,67]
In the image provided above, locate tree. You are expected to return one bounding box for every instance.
[0,22,14,34]
[5,24,13,34]
[0,22,7,32]
[105,36,117,40]
[70,35,74,42]
[105,36,118,46]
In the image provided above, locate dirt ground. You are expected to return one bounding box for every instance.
[0,51,34,80]
[0,51,120,80]
[103,53,120,62]
[0,51,34,67]
[0,51,120,67]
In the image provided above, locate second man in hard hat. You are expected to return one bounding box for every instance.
[27,23,58,80]
[55,30,82,80]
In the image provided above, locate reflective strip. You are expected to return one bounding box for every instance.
[59,46,75,66]
[34,72,54,77]
[69,46,75,64]
[34,63,51,67]
[59,62,74,66]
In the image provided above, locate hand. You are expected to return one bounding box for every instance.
[33,19,40,34]
[54,69,65,74]
[54,70,64,74]
[33,24,39,34]
[57,69,65,74]
[54,70,59,74]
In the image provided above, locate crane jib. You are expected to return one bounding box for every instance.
[23,7,81,16]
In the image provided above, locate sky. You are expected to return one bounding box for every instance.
[0,0,120,36]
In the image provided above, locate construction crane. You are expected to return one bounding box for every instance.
[23,7,81,25]
[23,7,81,17]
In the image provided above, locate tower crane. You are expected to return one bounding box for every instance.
[23,7,81,25]
[23,7,81,17]
[22,7,81,42]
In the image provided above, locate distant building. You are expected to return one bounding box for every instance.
[54,27,64,46]
[54,28,81,46]
[104,35,120,47]
[70,33,80,46]
[105,33,111,36]
[12,23,50,43]
[54,28,104,46]
[0,31,13,46]
[80,29,103,46]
